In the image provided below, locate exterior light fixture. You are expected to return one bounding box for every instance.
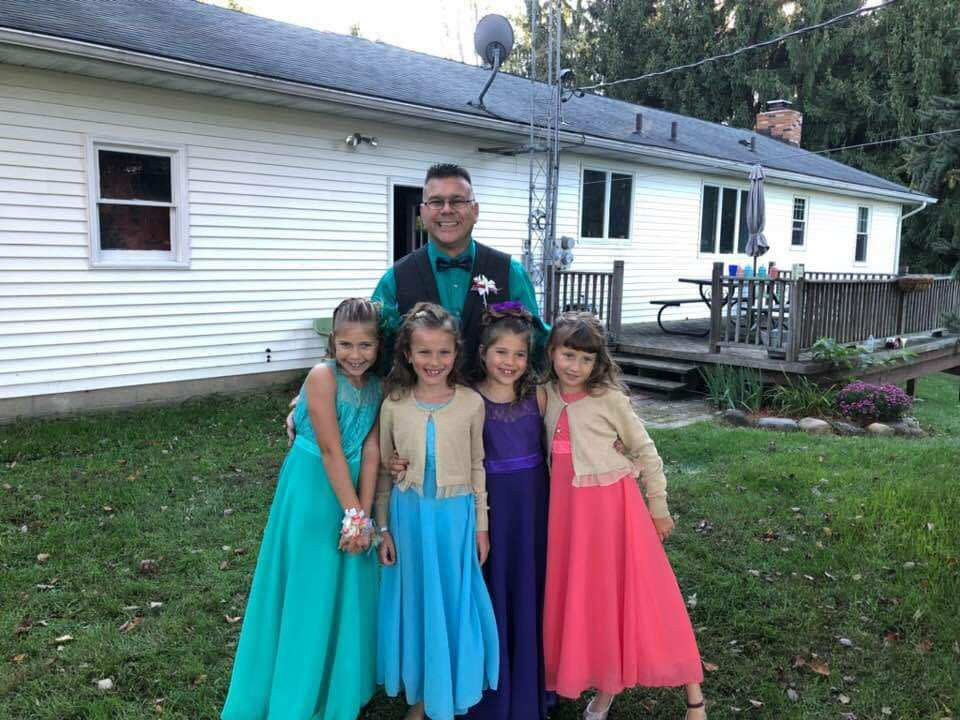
[344,133,378,148]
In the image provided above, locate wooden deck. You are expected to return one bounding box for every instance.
[617,319,825,373]
[615,319,960,393]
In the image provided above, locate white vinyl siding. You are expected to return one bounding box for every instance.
[0,66,532,400]
[0,64,911,402]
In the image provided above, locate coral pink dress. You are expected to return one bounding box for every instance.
[542,393,703,697]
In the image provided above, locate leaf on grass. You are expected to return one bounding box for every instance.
[883,630,900,646]
[14,618,33,635]
[838,693,851,704]
[53,634,73,644]
[791,655,806,668]
[838,638,853,647]
[192,673,207,686]
[139,559,159,575]
[225,615,242,624]
[149,601,163,610]
[786,688,799,702]
[749,700,763,708]
[916,639,933,653]
[702,660,719,672]
[36,553,50,564]
[219,561,229,571]
[808,658,830,677]
[118,616,142,634]
[12,653,27,664]
[95,678,113,691]
[153,698,164,713]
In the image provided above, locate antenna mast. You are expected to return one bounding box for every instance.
[524,0,562,322]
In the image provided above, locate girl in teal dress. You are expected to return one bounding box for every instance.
[222,298,383,720]
[376,303,499,720]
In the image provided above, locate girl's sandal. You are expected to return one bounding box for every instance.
[685,699,707,720]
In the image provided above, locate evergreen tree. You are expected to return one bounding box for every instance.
[506,0,959,271]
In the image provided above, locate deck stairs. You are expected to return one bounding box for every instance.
[612,350,702,396]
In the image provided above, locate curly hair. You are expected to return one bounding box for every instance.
[325,297,382,371]
[545,311,625,395]
[386,302,463,398]
[475,302,538,402]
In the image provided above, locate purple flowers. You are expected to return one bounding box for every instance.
[836,381,912,423]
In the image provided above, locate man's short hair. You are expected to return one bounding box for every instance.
[425,163,472,187]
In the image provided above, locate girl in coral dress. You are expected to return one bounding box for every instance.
[541,312,707,720]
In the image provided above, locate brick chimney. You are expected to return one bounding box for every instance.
[754,99,802,146]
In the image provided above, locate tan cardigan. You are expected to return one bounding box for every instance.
[376,385,488,531]
[543,381,669,518]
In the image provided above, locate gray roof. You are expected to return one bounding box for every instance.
[0,0,920,198]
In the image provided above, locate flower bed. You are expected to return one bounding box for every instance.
[835,381,913,424]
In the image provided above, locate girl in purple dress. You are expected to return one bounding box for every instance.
[389,301,551,720]
[466,301,551,720]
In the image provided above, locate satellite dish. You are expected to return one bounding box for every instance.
[474,14,514,67]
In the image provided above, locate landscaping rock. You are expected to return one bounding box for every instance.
[866,422,895,436]
[798,418,833,435]
[829,420,865,436]
[887,419,925,437]
[721,409,754,427]
[757,417,799,432]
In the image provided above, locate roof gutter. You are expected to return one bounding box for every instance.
[0,27,938,206]
[900,201,928,221]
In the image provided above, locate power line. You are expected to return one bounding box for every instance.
[762,127,960,161]
[579,0,902,92]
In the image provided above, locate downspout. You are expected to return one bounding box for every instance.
[895,201,928,274]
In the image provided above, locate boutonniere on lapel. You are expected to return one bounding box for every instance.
[471,274,499,307]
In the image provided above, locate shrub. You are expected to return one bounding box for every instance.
[768,375,837,417]
[700,365,765,412]
[835,381,912,424]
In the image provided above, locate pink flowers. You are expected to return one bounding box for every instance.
[836,382,912,423]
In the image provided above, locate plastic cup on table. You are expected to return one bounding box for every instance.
[744,266,754,278]
[728,264,738,277]
[758,265,768,278]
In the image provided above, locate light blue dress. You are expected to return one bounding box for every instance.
[377,400,499,720]
[222,363,382,720]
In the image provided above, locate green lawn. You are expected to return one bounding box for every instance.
[1,373,958,719]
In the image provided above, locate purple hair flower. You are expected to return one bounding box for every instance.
[489,300,524,314]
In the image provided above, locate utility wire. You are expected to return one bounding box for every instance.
[763,127,960,161]
[579,0,902,92]
[574,128,960,187]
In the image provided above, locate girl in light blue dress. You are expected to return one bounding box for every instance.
[222,298,383,720]
[376,303,499,720]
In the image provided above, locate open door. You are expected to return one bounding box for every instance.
[392,185,428,261]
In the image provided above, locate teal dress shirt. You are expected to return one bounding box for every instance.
[372,238,548,369]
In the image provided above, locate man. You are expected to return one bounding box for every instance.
[374,163,546,374]
[287,164,545,436]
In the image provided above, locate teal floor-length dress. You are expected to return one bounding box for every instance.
[222,363,382,720]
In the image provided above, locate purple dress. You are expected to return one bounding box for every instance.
[467,391,552,720]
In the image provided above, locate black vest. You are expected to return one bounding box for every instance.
[394,242,512,376]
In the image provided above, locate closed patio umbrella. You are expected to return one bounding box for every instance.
[745,164,769,273]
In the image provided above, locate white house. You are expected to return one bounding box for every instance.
[0,0,935,419]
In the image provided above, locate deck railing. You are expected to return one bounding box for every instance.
[707,262,960,361]
[551,260,624,342]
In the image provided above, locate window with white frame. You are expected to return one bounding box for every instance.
[855,206,869,263]
[791,197,807,247]
[86,140,188,267]
[580,168,633,240]
[699,184,749,254]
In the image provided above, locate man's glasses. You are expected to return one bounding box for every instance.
[421,197,476,211]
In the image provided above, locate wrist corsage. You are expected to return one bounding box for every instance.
[340,508,375,543]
